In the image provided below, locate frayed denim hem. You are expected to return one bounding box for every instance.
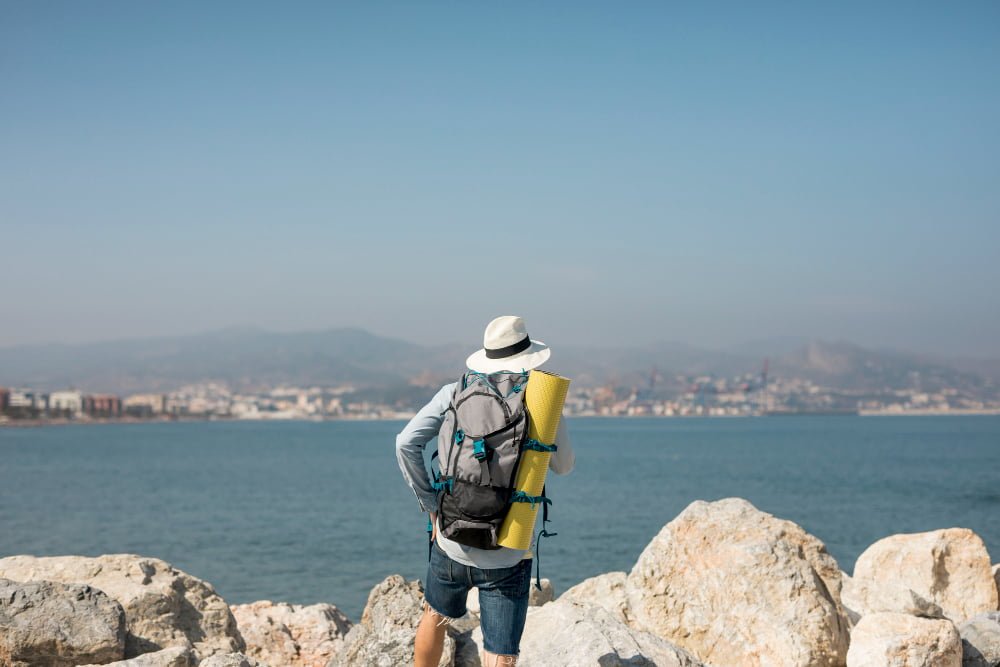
[423,599,459,627]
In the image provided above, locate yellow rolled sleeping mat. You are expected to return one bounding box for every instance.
[497,369,571,550]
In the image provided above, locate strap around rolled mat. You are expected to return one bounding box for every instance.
[522,438,557,452]
[510,490,552,510]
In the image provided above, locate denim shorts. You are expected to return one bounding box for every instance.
[423,540,532,656]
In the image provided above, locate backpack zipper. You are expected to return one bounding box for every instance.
[466,409,525,441]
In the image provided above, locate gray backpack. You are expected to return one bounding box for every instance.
[432,370,535,550]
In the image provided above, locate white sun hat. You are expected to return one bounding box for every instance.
[465,315,551,374]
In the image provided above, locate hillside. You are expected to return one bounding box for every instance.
[0,328,994,398]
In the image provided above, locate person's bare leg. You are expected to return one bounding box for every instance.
[414,603,450,667]
[481,650,518,666]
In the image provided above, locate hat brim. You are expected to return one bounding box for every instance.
[466,339,551,374]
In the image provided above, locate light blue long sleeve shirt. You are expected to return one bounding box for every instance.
[395,380,574,568]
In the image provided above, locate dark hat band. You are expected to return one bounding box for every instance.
[485,336,532,359]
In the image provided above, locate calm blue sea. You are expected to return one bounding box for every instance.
[1,416,998,620]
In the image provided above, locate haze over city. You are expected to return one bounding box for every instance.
[3,2,998,356]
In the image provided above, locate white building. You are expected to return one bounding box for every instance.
[7,390,33,408]
[123,393,166,414]
[49,390,84,415]
[8,389,47,411]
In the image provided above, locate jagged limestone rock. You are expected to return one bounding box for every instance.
[842,572,945,620]
[846,612,961,667]
[993,565,1000,609]
[558,571,632,625]
[326,575,453,667]
[850,529,998,623]
[0,577,126,667]
[626,497,849,666]
[959,612,1000,667]
[230,600,351,667]
[0,554,245,661]
[458,599,705,667]
[79,642,195,667]
[199,651,268,667]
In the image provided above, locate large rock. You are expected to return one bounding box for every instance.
[840,572,863,628]
[0,554,245,660]
[850,529,998,623]
[79,642,196,666]
[230,600,351,667]
[842,572,944,620]
[460,599,705,667]
[326,575,454,667]
[626,498,849,667]
[959,612,1000,667]
[994,565,1000,607]
[0,577,126,667]
[558,571,632,625]
[199,652,267,667]
[527,578,555,606]
[846,612,961,667]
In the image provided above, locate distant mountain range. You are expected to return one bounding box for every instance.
[0,327,996,397]
[0,328,462,394]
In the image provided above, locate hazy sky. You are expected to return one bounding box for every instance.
[2,2,998,356]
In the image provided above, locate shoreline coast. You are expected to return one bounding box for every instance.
[4,409,1000,429]
[2,497,998,666]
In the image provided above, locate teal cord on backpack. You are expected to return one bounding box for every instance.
[532,483,557,590]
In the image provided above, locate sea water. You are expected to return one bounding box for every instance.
[1,416,998,620]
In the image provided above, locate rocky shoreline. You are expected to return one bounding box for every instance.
[2,498,998,667]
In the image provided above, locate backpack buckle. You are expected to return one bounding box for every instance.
[472,438,487,461]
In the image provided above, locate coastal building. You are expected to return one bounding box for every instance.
[123,393,166,417]
[230,400,260,419]
[8,389,34,409]
[10,389,48,411]
[166,382,233,416]
[5,389,47,418]
[50,390,84,417]
[85,394,121,418]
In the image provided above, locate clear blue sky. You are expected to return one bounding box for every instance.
[2,2,998,356]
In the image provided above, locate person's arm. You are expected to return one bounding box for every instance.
[548,414,574,474]
[395,382,455,513]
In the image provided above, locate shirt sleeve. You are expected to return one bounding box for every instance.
[395,382,455,513]
[549,413,574,475]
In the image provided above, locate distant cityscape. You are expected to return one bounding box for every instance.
[3,368,998,425]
